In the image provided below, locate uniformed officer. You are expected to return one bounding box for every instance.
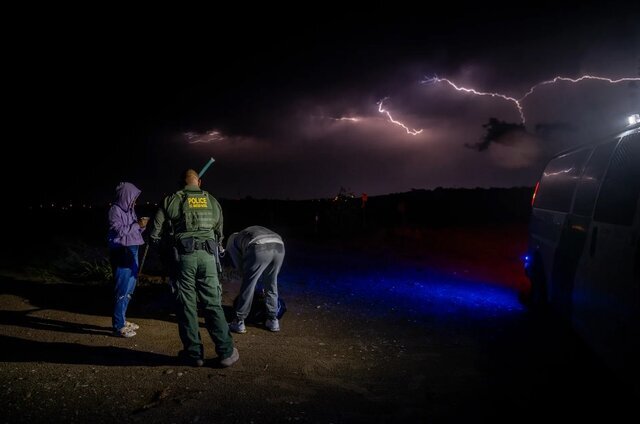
[150,169,238,367]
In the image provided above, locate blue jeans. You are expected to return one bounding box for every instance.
[110,245,139,331]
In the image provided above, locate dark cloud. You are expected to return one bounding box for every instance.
[468,118,527,152]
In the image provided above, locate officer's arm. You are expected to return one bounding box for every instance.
[213,197,224,242]
[149,203,167,243]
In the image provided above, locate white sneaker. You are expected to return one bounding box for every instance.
[265,318,280,332]
[229,319,246,334]
[220,347,240,368]
[125,321,139,330]
[114,327,136,338]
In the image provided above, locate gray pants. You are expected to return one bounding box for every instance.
[236,243,285,320]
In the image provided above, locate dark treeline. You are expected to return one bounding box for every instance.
[4,187,532,274]
[21,187,534,244]
[223,187,533,239]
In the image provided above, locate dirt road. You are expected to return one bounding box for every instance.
[1,230,636,423]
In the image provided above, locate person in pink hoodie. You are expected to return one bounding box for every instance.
[107,182,148,337]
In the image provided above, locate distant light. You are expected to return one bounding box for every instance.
[628,114,640,126]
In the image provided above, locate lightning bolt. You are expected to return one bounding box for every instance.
[421,74,640,125]
[377,98,423,135]
[329,116,362,122]
[184,130,225,144]
[421,76,525,122]
[520,75,640,100]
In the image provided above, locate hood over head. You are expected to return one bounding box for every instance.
[114,182,141,211]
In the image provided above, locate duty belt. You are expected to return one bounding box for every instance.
[193,240,209,250]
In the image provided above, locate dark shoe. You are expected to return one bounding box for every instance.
[178,350,204,367]
[220,348,239,368]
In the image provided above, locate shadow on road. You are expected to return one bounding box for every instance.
[478,310,638,422]
[0,278,176,321]
[0,335,174,366]
[0,309,113,336]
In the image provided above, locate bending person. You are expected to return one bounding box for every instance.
[226,225,285,333]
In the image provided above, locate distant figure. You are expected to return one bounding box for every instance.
[225,225,285,333]
[150,169,238,368]
[107,182,147,338]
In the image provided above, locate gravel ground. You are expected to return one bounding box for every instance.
[1,228,637,423]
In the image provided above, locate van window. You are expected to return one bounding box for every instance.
[534,149,591,212]
[593,134,640,226]
[572,140,617,217]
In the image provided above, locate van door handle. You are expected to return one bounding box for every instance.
[590,226,598,257]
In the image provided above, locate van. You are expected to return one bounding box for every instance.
[524,114,640,379]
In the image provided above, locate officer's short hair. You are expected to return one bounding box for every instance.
[183,169,200,185]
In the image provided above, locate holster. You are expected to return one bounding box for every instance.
[207,239,223,274]
[205,239,217,255]
[176,237,195,255]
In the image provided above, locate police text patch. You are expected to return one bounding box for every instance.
[187,197,208,208]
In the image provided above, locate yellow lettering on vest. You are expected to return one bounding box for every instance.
[187,197,208,208]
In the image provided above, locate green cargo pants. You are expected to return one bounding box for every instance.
[175,249,234,360]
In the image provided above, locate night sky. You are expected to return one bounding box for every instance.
[10,4,640,204]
